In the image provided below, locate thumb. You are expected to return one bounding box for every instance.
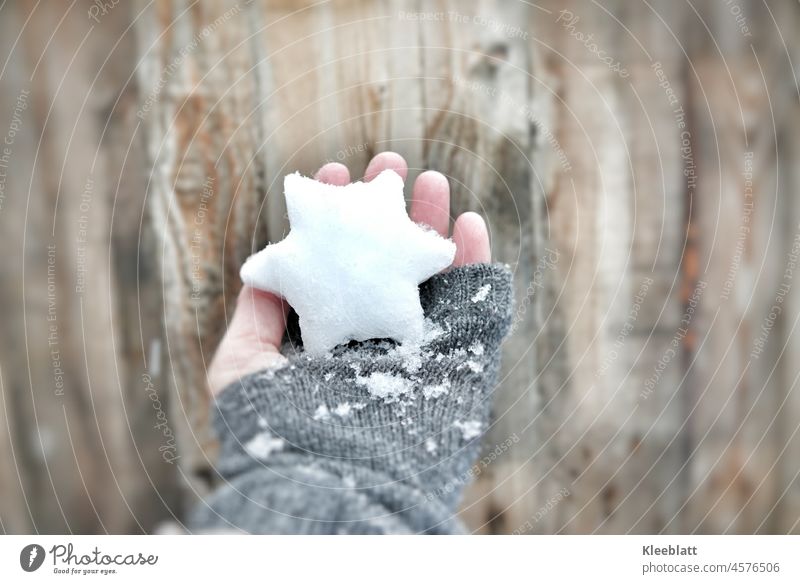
[208,285,290,395]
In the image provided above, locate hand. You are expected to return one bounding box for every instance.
[207,152,492,395]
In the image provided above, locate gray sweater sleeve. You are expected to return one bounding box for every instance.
[189,263,513,534]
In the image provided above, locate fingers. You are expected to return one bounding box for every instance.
[452,212,491,266]
[317,152,409,184]
[410,170,450,237]
[316,155,490,267]
[362,155,490,266]
[364,151,408,182]
[315,162,350,186]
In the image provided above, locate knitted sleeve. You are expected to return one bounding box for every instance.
[189,263,514,534]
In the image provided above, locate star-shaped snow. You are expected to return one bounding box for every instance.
[240,170,456,355]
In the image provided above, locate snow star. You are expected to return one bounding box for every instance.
[240,169,456,355]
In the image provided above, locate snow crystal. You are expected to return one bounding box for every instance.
[423,380,451,399]
[240,170,456,355]
[244,432,285,460]
[324,372,334,382]
[464,360,484,373]
[471,284,491,303]
[454,420,483,440]
[387,319,444,373]
[356,372,413,400]
[469,342,485,356]
[334,403,352,417]
[422,320,445,343]
[425,438,438,454]
[399,351,422,374]
[313,404,330,420]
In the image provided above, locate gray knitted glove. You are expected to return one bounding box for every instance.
[189,263,513,534]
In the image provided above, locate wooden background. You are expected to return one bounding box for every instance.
[1,0,799,534]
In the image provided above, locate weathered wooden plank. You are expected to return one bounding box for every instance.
[759,0,800,535]
[0,3,35,534]
[137,0,273,495]
[682,47,782,533]
[521,0,645,534]
[775,103,800,533]
[595,0,688,534]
